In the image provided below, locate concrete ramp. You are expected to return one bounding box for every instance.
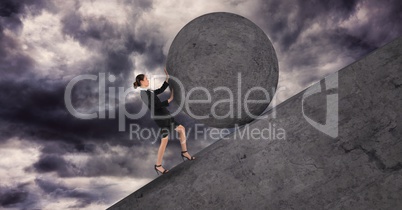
[108,36,402,210]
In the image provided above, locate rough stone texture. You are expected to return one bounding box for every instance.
[166,12,279,128]
[108,36,402,209]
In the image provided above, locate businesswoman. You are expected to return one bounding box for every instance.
[133,67,195,175]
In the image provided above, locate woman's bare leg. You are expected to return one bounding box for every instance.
[156,135,169,172]
[175,125,195,159]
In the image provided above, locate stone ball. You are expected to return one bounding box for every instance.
[166,12,278,128]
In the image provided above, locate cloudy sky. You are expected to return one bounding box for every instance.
[0,0,401,209]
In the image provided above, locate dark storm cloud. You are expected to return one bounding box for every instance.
[121,0,153,9]
[0,182,33,209]
[59,0,163,79]
[258,0,358,50]
[0,34,33,77]
[0,0,56,35]
[27,149,136,177]
[40,141,96,154]
[254,0,402,87]
[0,185,28,207]
[350,0,402,45]
[30,154,77,176]
[0,78,135,144]
[0,0,52,18]
[35,178,101,208]
[0,0,53,143]
[0,178,111,209]
[0,0,48,80]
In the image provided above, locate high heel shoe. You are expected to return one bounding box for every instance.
[181,151,195,161]
[154,164,169,175]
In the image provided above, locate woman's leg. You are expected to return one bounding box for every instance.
[156,134,169,172]
[175,125,195,159]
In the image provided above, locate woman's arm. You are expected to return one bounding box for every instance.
[167,88,174,103]
[164,67,169,83]
[165,66,174,103]
[153,81,169,95]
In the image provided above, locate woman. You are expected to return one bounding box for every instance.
[133,67,195,175]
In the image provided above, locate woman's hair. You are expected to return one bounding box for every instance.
[133,74,145,89]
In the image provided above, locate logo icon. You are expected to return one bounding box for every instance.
[302,72,339,138]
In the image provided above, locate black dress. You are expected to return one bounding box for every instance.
[140,81,179,138]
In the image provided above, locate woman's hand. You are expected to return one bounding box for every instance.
[164,67,169,83]
[168,88,174,103]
